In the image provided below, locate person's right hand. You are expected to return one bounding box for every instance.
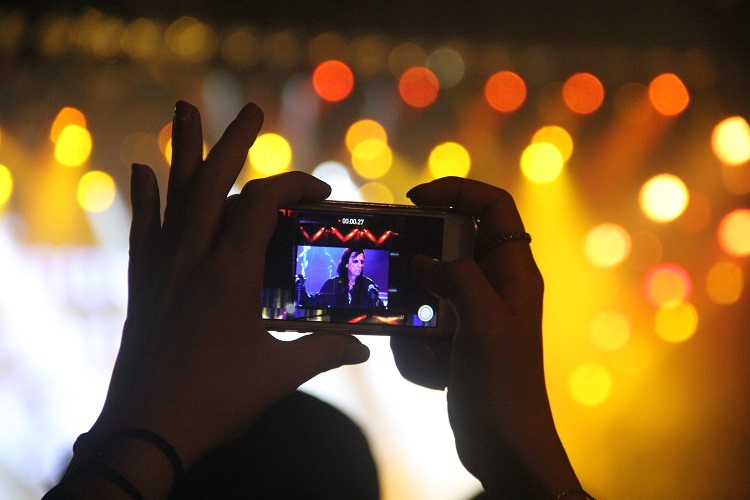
[91,102,369,475]
[391,177,581,498]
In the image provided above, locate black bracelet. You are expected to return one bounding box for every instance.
[110,427,185,483]
[86,461,145,500]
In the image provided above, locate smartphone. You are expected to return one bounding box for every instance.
[261,200,476,336]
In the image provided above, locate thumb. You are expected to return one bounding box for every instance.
[283,333,370,384]
[412,255,513,344]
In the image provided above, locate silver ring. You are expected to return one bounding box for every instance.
[487,232,532,250]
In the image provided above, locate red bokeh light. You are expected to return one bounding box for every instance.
[398,67,440,108]
[312,60,355,102]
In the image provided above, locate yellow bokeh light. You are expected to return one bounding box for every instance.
[589,310,631,351]
[0,164,13,205]
[717,208,750,257]
[654,302,698,343]
[50,107,87,143]
[429,142,470,178]
[712,116,750,166]
[249,133,292,175]
[346,119,387,154]
[121,18,160,60]
[644,263,692,308]
[568,363,613,406]
[165,16,218,63]
[352,138,392,180]
[77,170,116,213]
[520,142,563,184]
[639,173,689,223]
[531,125,573,162]
[706,261,744,305]
[358,182,395,204]
[583,223,632,268]
[55,125,93,167]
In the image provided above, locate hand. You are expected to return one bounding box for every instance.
[93,102,369,469]
[391,177,580,498]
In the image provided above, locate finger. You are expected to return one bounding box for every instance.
[128,164,161,318]
[390,335,451,390]
[175,103,264,263]
[164,101,204,229]
[281,333,370,385]
[129,164,161,255]
[219,172,332,273]
[407,177,542,320]
[410,255,535,349]
[407,177,525,255]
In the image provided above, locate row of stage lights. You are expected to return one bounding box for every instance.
[1,11,749,409]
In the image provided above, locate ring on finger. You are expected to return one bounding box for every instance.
[486,231,532,251]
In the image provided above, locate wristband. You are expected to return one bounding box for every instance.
[110,427,185,483]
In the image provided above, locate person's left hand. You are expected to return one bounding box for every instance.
[91,101,370,468]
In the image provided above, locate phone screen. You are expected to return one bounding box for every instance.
[262,206,445,329]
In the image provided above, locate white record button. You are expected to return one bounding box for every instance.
[417,304,434,322]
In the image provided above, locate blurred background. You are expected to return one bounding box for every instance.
[1,1,749,498]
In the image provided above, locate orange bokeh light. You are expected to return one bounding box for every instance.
[644,263,692,308]
[312,60,355,102]
[484,71,526,112]
[648,73,689,116]
[562,73,605,114]
[398,67,440,108]
[50,107,87,143]
[717,208,750,257]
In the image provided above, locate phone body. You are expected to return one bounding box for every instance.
[262,200,476,337]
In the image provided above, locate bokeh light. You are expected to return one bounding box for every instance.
[531,125,573,162]
[644,263,692,308]
[50,107,87,143]
[54,125,93,167]
[520,142,563,183]
[568,363,613,406]
[583,223,632,268]
[639,174,689,223]
[221,27,262,72]
[712,116,750,166]
[398,67,440,108]
[346,119,388,154]
[165,16,218,63]
[120,18,160,60]
[249,133,292,175]
[388,42,427,77]
[648,73,690,116]
[428,142,470,178]
[717,208,750,257]
[312,60,355,102]
[589,310,631,351]
[654,302,698,343]
[352,138,393,179]
[358,182,395,203]
[158,122,173,165]
[311,161,362,201]
[484,71,527,112]
[0,164,12,205]
[77,170,116,212]
[562,73,605,114]
[706,261,744,305]
[426,47,465,89]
